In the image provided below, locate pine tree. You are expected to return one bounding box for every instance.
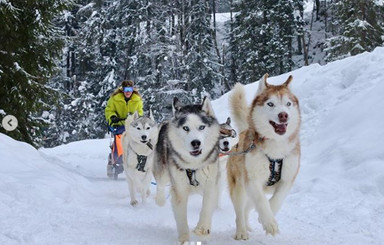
[325,0,384,62]
[184,0,222,101]
[0,0,70,146]
[228,0,301,84]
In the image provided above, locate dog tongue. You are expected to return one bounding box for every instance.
[275,124,287,134]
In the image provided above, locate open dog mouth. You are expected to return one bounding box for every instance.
[220,147,230,152]
[190,149,202,156]
[269,121,288,135]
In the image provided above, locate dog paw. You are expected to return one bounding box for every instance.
[130,200,138,206]
[178,233,190,244]
[262,219,279,236]
[234,231,249,240]
[193,226,210,236]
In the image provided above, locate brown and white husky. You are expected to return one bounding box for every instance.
[227,73,301,240]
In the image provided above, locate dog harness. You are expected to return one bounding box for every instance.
[136,154,147,172]
[135,142,154,172]
[186,169,199,186]
[266,157,283,186]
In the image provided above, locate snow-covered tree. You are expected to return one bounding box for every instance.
[325,0,384,62]
[0,0,70,147]
[228,0,302,84]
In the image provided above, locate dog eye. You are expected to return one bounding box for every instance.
[287,101,292,106]
[183,126,190,132]
[137,127,141,130]
[199,125,205,130]
[146,127,150,130]
[267,102,274,107]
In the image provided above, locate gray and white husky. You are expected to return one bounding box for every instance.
[153,97,221,243]
[121,111,159,206]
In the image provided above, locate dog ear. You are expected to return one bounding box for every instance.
[133,111,139,120]
[148,108,155,121]
[283,75,293,88]
[172,97,182,115]
[256,73,269,96]
[201,96,217,118]
[226,117,231,125]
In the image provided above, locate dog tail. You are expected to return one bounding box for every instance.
[229,83,249,132]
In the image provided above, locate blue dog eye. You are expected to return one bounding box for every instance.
[199,125,205,130]
[183,126,189,132]
[267,102,274,107]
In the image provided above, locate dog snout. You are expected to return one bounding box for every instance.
[191,140,201,150]
[278,112,288,123]
[223,141,229,146]
[141,135,147,141]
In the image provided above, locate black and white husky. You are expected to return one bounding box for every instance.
[121,111,159,206]
[153,97,221,243]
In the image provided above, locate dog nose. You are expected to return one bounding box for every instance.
[278,112,288,123]
[223,141,229,146]
[141,135,147,141]
[191,140,201,149]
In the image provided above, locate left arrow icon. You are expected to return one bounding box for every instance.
[2,115,18,131]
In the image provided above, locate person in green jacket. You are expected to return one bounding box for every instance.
[105,80,144,179]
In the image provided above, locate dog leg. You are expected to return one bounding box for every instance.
[155,184,166,206]
[170,189,190,243]
[246,181,279,236]
[125,171,138,206]
[141,172,152,204]
[193,182,218,236]
[245,200,253,232]
[154,172,169,206]
[230,182,249,240]
[269,182,293,215]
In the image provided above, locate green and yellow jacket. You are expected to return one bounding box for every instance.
[105,92,144,126]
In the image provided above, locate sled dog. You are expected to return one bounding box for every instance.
[217,117,237,207]
[153,97,221,243]
[122,111,159,206]
[227,74,301,240]
[219,117,237,157]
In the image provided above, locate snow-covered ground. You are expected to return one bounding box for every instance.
[1,47,384,244]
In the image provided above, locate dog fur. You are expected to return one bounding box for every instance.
[217,117,237,208]
[153,97,221,243]
[227,73,301,240]
[121,111,159,206]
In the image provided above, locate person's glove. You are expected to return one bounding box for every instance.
[110,115,121,124]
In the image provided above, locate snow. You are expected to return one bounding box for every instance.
[1,47,384,244]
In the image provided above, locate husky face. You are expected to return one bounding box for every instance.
[128,112,158,145]
[219,117,237,153]
[168,97,220,161]
[251,74,300,140]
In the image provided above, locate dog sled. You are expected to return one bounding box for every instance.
[107,125,125,180]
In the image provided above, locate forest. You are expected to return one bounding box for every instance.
[1,0,383,147]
